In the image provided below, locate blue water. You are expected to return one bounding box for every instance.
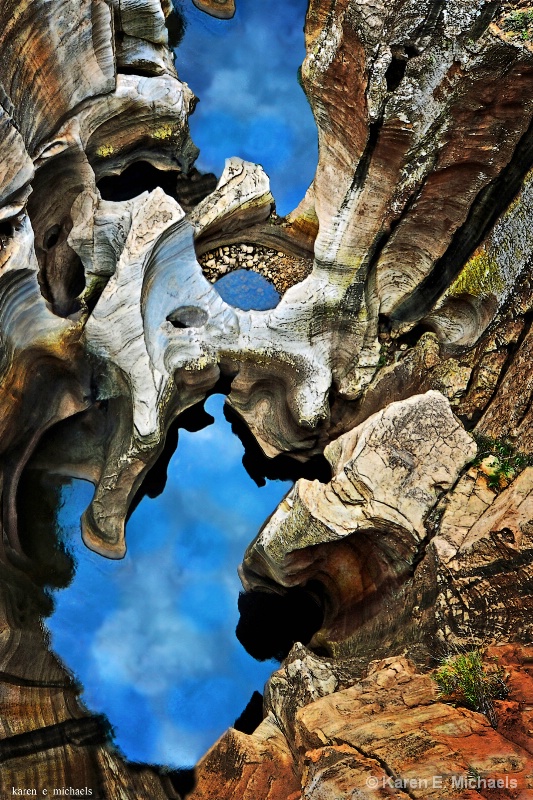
[174,0,317,215]
[46,0,314,769]
[47,394,291,767]
[215,269,280,310]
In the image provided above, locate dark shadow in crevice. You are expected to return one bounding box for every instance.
[233,690,264,734]
[97,161,180,202]
[223,403,332,487]
[385,57,408,92]
[236,586,325,662]
[384,46,420,92]
[167,6,187,49]
[469,1,499,40]
[167,306,209,329]
[16,470,75,590]
[175,168,218,212]
[0,715,113,764]
[167,767,197,798]
[97,160,217,212]
[117,66,162,78]
[393,322,435,349]
[0,219,14,238]
[44,225,61,250]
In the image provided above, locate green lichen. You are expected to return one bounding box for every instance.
[79,275,108,315]
[502,9,533,40]
[449,250,504,299]
[473,434,533,491]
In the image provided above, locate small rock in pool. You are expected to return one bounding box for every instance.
[214,269,280,311]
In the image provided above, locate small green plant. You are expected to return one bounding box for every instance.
[433,650,508,727]
[473,434,533,491]
[502,10,533,40]
[467,765,482,783]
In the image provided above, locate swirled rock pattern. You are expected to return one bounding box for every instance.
[240,391,477,661]
[0,0,533,796]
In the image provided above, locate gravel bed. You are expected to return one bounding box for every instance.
[199,243,313,295]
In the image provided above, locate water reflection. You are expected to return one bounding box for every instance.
[174,0,317,215]
[46,394,291,767]
[214,269,280,310]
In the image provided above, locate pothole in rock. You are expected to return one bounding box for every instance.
[45,394,292,769]
[199,242,313,295]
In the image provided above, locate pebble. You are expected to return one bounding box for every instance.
[198,241,313,294]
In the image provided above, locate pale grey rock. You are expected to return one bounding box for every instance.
[240,392,475,586]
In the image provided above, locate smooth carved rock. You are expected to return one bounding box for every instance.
[240,392,475,655]
[68,155,377,555]
[296,0,533,360]
[0,0,115,154]
[0,0,236,790]
[190,158,274,248]
[425,169,533,347]
[4,0,533,564]
[1,0,533,794]
[110,0,168,44]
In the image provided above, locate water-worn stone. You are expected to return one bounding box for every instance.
[1,0,533,795]
[240,392,476,658]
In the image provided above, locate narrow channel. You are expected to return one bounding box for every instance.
[46,0,317,770]
[47,395,291,767]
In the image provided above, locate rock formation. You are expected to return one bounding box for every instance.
[1,0,533,796]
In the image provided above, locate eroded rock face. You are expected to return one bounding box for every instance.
[192,0,236,20]
[188,718,300,800]
[240,392,476,661]
[433,466,533,647]
[193,645,533,800]
[1,0,533,795]
[2,0,533,564]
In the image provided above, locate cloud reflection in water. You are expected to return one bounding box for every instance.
[47,394,291,767]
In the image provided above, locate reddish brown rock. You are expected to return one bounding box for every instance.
[294,655,533,799]
[188,719,300,800]
[192,0,235,19]
[302,744,413,800]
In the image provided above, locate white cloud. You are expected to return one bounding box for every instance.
[154,719,212,767]
[91,552,222,696]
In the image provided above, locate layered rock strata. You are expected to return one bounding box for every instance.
[191,645,533,800]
